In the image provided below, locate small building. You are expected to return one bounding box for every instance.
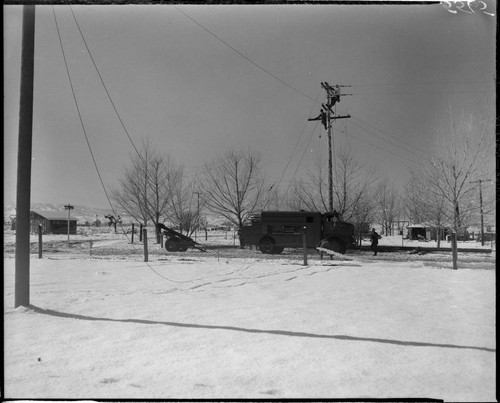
[469,225,496,243]
[30,210,78,234]
[407,223,468,241]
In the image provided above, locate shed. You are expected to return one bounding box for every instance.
[30,210,78,234]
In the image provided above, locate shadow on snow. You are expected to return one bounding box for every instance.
[29,305,495,353]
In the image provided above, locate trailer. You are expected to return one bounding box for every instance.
[157,223,206,252]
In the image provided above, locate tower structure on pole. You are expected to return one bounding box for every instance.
[308,82,351,213]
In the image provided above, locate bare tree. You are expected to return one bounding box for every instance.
[349,187,379,245]
[423,110,495,236]
[405,171,447,246]
[286,146,377,225]
[169,172,205,237]
[376,180,401,236]
[198,148,267,246]
[111,139,178,242]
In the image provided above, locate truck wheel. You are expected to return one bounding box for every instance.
[326,238,345,254]
[259,237,276,254]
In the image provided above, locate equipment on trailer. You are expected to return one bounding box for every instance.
[240,210,355,255]
[157,223,206,252]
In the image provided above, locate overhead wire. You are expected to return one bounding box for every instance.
[173,6,335,209]
[351,89,490,96]
[332,125,421,166]
[349,119,428,160]
[69,5,181,240]
[173,6,316,103]
[266,91,322,198]
[279,121,320,209]
[171,6,494,194]
[350,80,493,87]
[172,6,451,187]
[53,6,195,284]
[52,6,115,214]
[69,5,141,160]
[351,115,429,157]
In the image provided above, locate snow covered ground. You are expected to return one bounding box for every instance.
[3,229,496,400]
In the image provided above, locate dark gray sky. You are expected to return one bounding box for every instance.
[4,4,496,209]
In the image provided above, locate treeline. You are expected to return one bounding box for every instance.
[111,111,495,246]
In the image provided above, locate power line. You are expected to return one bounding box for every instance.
[69,5,173,219]
[279,121,320,209]
[335,126,422,166]
[349,118,428,159]
[351,89,490,96]
[351,116,428,156]
[54,6,189,284]
[52,6,115,213]
[270,91,322,193]
[174,6,316,102]
[69,5,141,159]
[350,80,493,88]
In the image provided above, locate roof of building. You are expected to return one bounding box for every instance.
[407,223,432,228]
[31,210,78,221]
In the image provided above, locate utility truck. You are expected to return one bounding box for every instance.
[240,210,355,254]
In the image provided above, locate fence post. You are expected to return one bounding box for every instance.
[38,224,42,259]
[131,223,135,243]
[451,231,458,270]
[302,226,308,266]
[140,224,143,242]
[143,228,148,262]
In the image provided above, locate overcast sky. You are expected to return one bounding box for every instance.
[4,3,496,210]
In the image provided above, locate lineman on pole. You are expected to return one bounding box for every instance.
[308,108,328,130]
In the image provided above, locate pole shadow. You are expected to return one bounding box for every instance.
[29,305,495,353]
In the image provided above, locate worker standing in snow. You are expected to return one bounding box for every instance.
[370,228,381,256]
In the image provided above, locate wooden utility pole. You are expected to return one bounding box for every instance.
[308,82,351,212]
[470,179,492,246]
[143,228,148,262]
[15,5,36,308]
[451,231,458,270]
[64,204,74,247]
[195,191,201,241]
[38,224,43,259]
[302,226,308,266]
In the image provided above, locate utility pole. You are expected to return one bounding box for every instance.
[15,5,36,308]
[308,82,351,212]
[64,204,74,247]
[470,179,492,246]
[194,191,201,241]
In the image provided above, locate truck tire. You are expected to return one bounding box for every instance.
[259,237,276,254]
